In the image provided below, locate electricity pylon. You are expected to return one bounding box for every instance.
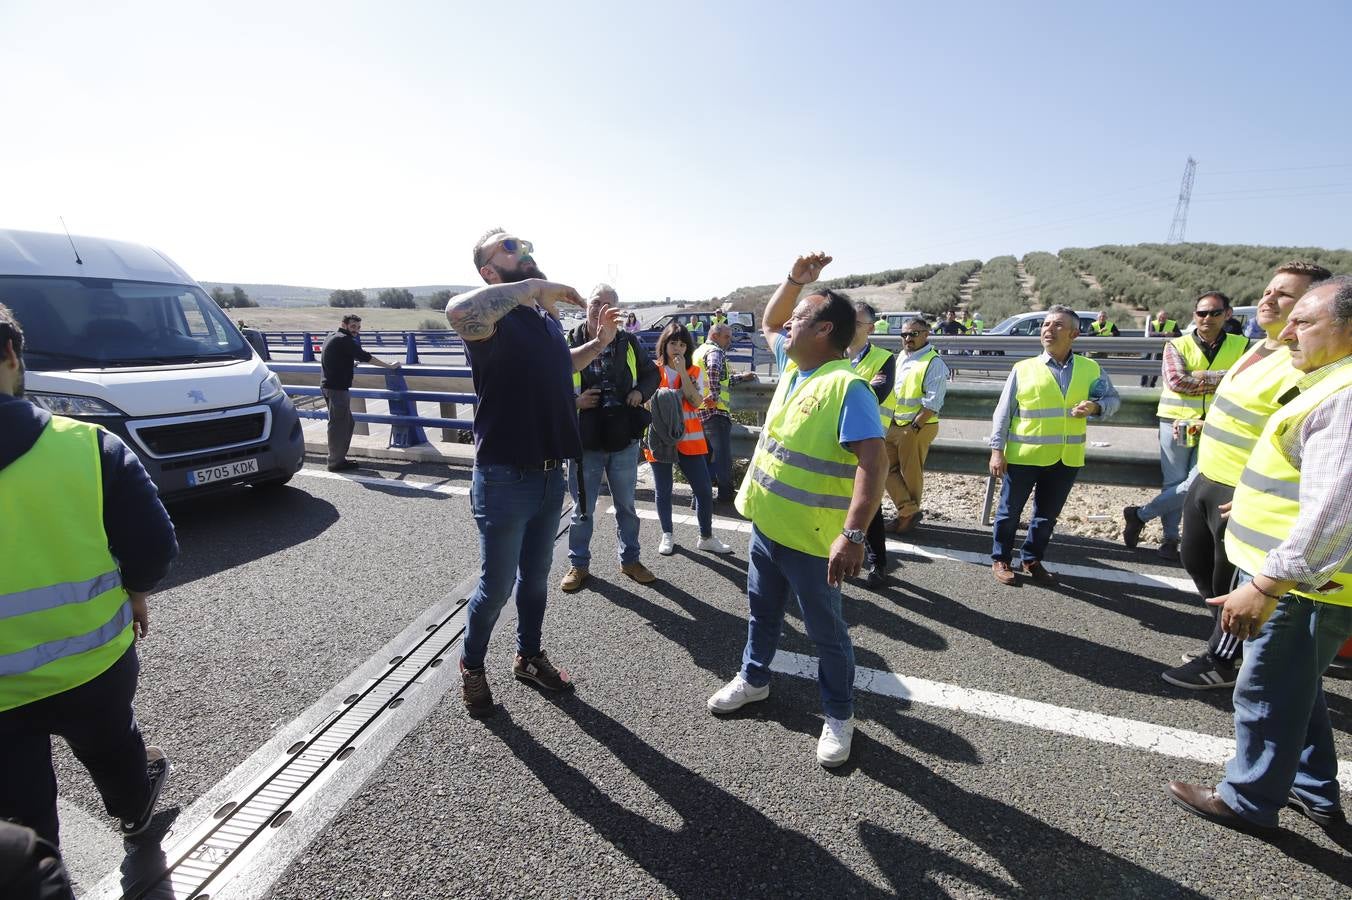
[1167,157,1197,244]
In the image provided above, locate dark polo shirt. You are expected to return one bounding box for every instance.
[465,304,581,466]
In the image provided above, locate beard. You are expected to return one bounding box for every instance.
[489,258,546,284]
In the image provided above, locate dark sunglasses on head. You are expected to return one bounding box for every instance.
[1195,308,1228,318]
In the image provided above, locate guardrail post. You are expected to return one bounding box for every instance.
[405,334,421,365]
[440,402,460,442]
[302,332,315,363]
[384,369,427,447]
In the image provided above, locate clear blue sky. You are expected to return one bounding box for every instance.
[2,0,1348,299]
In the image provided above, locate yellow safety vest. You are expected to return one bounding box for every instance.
[1151,318,1178,335]
[890,345,941,427]
[961,318,976,333]
[736,359,864,557]
[572,341,638,393]
[1004,355,1101,468]
[692,341,731,414]
[1224,361,1352,607]
[1156,333,1248,420]
[1197,343,1300,488]
[1089,321,1113,336]
[0,416,132,712]
[849,343,895,428]
[873,319,890,334]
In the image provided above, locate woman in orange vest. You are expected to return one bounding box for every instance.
[647,323,731,556]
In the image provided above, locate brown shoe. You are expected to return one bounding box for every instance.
[559,565,589,592]
[1167,781,1274,833]
[1019,560,1057,584]
[619,561,657,584]
[895,511,923,533]
[460,659,494,718]
[992,560,1017,585]
[513,650,575,693]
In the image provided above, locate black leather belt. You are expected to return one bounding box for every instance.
[521,459,565,471]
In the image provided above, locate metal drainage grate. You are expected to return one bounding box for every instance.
[129,599,470,900]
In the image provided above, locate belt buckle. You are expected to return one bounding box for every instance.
[542,459,559,471]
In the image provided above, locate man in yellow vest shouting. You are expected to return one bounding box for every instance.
[1124,291,1248,562]
[1168,275,1352,834]
[708,252,886,768]
[989,306,1121,585]
[1162,262,1329,691]
[0,304,178,847]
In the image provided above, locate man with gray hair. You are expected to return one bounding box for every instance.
[988,305,1120,585]
[1168,275,1352,834]
[692,320,756,504]
[560,284,660,592]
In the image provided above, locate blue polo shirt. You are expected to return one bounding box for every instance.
[773,335,885,447]
[464,305,581,466]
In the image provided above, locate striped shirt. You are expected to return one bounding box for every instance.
[1260,354,1352,588]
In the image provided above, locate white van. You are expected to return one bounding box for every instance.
[0,228,304,499]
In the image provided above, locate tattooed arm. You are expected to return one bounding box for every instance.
[445,279,585,342]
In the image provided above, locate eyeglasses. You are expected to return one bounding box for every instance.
[1194,308,1228,318]
[498,238,533,258]
[900,332,925,338]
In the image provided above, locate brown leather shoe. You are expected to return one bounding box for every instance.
[559,565,589,592]
[992,560,1017,585]
[1167,781,1274,833]
[620,561,657,584]
[1019,560,1057,584]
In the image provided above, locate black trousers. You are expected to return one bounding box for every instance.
[0,646,150,847]
[866,506,888,572]
[1180,472,1242,662]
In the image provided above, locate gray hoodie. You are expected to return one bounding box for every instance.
[645,388,685,464]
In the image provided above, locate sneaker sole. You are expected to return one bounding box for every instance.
[707,690,769,714]
[121,750,170,837]
[818,752,851,768]
[1161,672,1236,690]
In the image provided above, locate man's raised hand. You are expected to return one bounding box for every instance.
[790,252,833,286]
[596,306,624,345]
[531,280,586,319]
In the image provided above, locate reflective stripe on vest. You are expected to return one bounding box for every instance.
[1156,333,1248,420]
[1224,361,1352,606]
[692,341,731,414]
[1004,355,1101,468]
[572,341,638,393]
[662,366,707,454]
[0,416,132,712]
[1196,344,1299,487]
[891,346,940,426]
[735,359,863,557]
[849,343,895,428]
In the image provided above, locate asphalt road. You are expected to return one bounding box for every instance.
[51,457,1352,898]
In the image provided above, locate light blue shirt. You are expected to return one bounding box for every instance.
[989,351,1121,450]
[773,334,885,448]
[903,342,950,413]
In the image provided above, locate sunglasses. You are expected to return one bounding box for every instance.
[1194,308,1228,318]
[492,238,533,259]
[900,331,925,338]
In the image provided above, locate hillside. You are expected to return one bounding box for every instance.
[720,242,1352,326]
[198,281,474,308]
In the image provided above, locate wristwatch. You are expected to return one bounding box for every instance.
[841,528,867,545]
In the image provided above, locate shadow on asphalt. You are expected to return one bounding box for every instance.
[487,696,1208,898]
[911,522,1189,574]
[159,486,340,590]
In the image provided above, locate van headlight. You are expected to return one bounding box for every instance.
[258,372,284,402]
[28,392,125,417]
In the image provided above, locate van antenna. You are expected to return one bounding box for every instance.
[59,217,84,265]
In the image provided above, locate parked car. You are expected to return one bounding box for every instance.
[872,311,926,333]
[0,228,305,499]
[645,309,755,335]
[1182,305,1257,335]
[985,310,1102,336]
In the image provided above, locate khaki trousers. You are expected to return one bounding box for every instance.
[884,421,938,518]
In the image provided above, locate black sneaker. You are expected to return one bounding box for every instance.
[120,746,170,837]
[1158,540,1181,563]
[460,658,495,717]
[1162,656,1237,690]
[513,650,575,693]
[1122,506,1144,549]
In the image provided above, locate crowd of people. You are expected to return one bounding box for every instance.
[2,232,1349,890]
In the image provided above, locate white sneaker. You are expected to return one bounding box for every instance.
[696,535,732,554]
[817,716,855,767]
[658,533,675,555]
[706,674,769,713]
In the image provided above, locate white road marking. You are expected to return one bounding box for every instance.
[772,650,1352,793]
[606,506,1192,593]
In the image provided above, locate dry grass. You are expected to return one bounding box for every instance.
[229,307,446,332]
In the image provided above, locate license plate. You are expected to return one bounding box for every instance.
[188,458,260,486]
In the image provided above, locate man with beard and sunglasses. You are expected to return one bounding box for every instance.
[445,229,622,718]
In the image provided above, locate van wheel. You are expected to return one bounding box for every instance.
[253,474,293,489]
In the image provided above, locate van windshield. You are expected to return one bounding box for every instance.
[0,276,252,370]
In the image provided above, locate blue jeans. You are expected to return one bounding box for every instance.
[702,415,734,501]
[460,463,566,669]
[651,453,715,537]
[741,526,855,719]
[990,462,1080,564]
[1217,575,1352,826]
[568,442,641,568]
[1138,420,1197,541]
